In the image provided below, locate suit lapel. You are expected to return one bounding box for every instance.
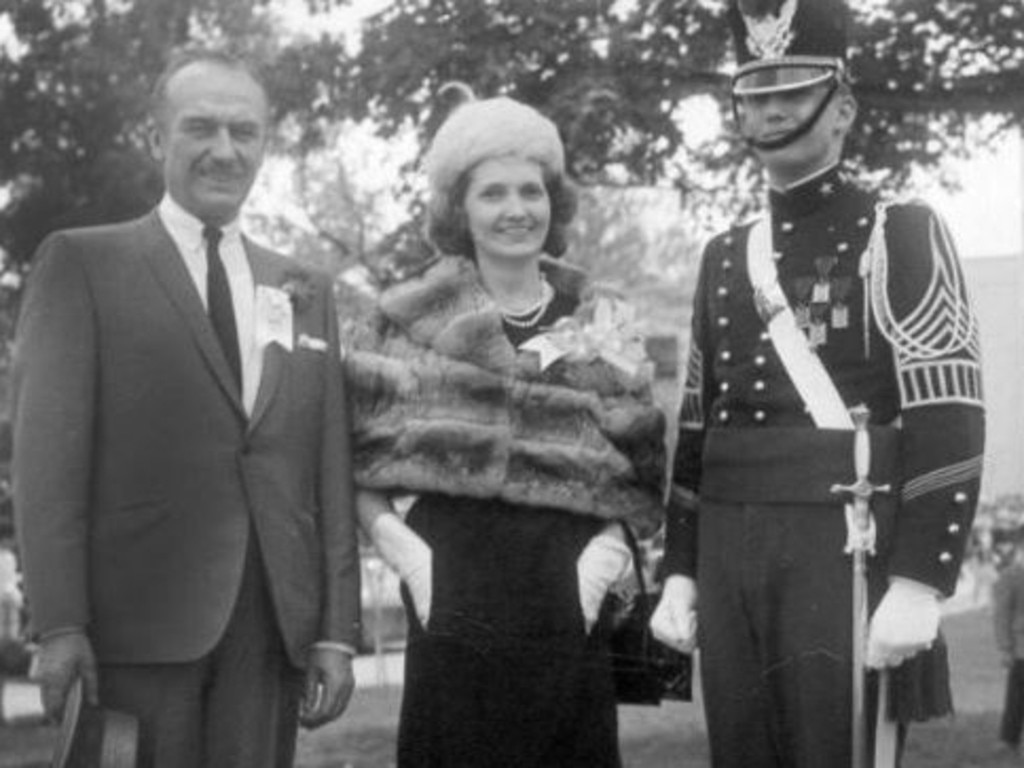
[246,243,286,435]
[138,212,246,418]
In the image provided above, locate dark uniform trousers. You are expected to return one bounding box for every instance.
[698,501,894,768]
[97,530,303,768]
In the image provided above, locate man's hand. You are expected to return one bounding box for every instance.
[650,575,698,653]
[577,525,632,633]
[866,578,941,669]
[299,647,354,729]
[32,630,98,719]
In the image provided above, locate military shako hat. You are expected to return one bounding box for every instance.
[729,0,849,97]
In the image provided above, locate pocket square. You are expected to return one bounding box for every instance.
[297,333,329,352]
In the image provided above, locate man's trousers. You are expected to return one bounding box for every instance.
[697,500,885,768]
[97,533,303,768]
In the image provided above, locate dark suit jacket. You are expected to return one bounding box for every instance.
[11,211,361,666]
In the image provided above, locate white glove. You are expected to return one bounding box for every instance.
[370,513,432,628]
[650,575,698,653]
[577,524,633,634]
[866,577,941,669]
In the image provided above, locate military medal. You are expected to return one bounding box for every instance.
[791,277,814,329]
[815,256,837,275]
[831,277,853,330]
[832,303,849,329]
[809,321,828,348]
[808,303,830,347]
[813,256,838,304]
[795,305,811,329]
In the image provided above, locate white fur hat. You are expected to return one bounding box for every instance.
[423,92,565,202]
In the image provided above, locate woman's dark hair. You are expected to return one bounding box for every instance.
[427,164,578,260]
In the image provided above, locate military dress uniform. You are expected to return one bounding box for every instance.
[661,162,985,766]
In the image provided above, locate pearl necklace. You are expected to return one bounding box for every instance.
[500,279,555,329]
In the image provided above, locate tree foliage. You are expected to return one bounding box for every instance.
[348,0,1024,201]
[0,0,1021,266]
[349,0,726,187]
[0,0,358,266]
[0,0,1015,370]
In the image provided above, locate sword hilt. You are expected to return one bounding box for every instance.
[831,478,892,502]
[839,407,894,768]
[851,405,871,482]
[832,479,891,535]
[831,404,891,529]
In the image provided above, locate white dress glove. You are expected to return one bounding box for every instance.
[577,524,633,634]
[866,577,941,669]
[370,513,433,628]
[650,575,698,653]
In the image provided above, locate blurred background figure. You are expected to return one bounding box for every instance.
[0,541,22,641]
[993,526,1024,758]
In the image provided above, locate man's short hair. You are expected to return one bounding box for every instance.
[149,48,270,128]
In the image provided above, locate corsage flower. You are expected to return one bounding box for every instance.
[520,294,653,385]
[280,270,316,313]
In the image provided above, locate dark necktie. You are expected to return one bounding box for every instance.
[203,226,242,390]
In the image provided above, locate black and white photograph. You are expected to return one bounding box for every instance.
[0,1,1020,766]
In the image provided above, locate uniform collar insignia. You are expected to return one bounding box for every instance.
[770,164,848,217]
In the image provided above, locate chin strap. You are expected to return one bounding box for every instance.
[734,76,840,152]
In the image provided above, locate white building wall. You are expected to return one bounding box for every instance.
[964,255,1024,499]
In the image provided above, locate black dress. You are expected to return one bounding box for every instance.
[396,290,622,768]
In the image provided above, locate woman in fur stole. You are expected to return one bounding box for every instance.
[347,90,668,767]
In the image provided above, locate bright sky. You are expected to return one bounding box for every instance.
[925,131,1022,259]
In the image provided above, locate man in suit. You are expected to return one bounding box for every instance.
[12,49,361,767]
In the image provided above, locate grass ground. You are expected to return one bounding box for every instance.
[1,605,1016,767]
[302,604,1017,767]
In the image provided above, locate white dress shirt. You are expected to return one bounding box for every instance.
[158,196,263,415]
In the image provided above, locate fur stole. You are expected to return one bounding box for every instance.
[344,256,667,536]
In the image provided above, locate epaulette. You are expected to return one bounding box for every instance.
[858,199,982,410]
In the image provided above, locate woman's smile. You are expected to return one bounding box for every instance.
[464,156,551,263]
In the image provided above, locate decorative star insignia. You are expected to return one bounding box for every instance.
[742,0,798,59]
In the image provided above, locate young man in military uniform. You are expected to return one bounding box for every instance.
[650,0,986,766]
